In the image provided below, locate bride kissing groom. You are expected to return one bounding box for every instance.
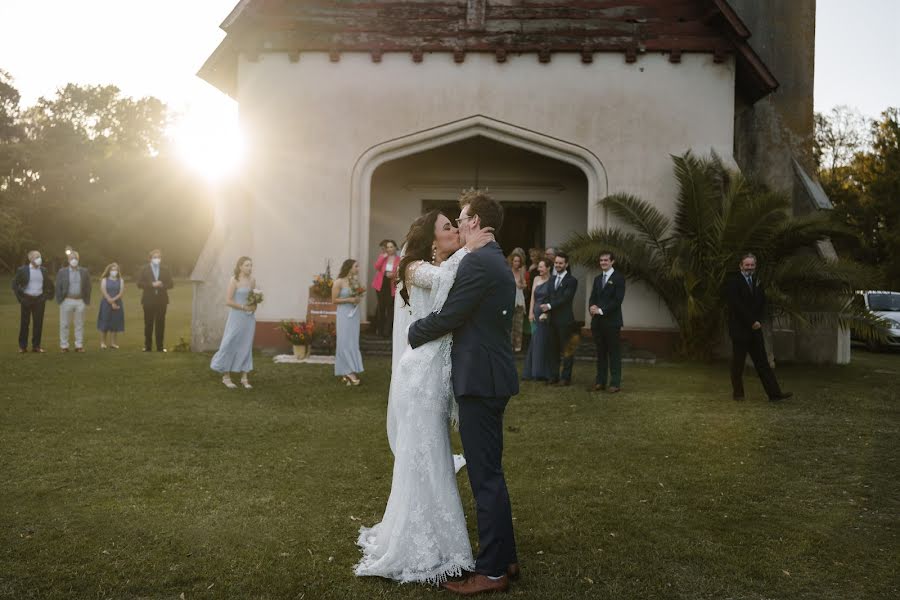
[355,189,520,595]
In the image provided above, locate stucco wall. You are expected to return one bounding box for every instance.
[193,51,737,341]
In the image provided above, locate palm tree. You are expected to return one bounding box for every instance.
[564,152,884,360]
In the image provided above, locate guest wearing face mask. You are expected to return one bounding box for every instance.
[54,250,92,353]
[97,262,125,350]
[12,250,54,353]
[137,249,174,352]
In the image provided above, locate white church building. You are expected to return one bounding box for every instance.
[191,0,842,361]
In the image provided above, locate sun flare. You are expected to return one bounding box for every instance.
[171,108,243,181]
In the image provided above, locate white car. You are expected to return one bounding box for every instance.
[852,290,900,351]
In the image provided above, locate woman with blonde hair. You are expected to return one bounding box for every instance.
[97,262,125,349]
[508,247,527,352]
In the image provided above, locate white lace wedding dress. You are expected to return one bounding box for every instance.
[354,248,474,585]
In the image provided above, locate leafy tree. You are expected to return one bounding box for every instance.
[564,152,883,360]
[0,76,212,275]
[819,108,900,289]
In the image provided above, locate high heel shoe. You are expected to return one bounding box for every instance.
[341,376,352,386]
[222,376,237,389]
[347,375,361,386]
[240,378,253,389]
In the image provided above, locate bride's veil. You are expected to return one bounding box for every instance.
[386,244,411,455]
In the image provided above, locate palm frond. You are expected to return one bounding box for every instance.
[602,193,672,261]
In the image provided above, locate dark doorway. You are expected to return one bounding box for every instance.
[421,199,545,255]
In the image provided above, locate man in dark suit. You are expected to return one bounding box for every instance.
[539,251,578,386]
[137,249,174,352]
[589,251,626,392]
[409,190,519,595]
[12,250,54,353]
[726,253,792,402]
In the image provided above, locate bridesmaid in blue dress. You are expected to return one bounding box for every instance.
[97,262,125,350]
[522,259,552,381]
[211,256,257,389]
[333,258,365,385]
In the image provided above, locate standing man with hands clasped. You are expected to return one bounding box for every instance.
[12,250,54,353]
[725,253,792,402]
[138,249,174,352]
[540,251,578,386]
[589,251,626,393]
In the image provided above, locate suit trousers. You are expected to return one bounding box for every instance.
[547,322,574,383]
[593,326,622,387]
[457,395,518,577]
[143,303,168,351]
[59,298,85,349]
[19,296,46,349]
[730,332,782,398]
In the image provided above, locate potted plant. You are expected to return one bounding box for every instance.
[279,320,315,359]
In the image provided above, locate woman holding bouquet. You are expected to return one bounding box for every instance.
[333,258,365,385]
[211,256,259,388]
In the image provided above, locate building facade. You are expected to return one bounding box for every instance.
[192,0,844,362]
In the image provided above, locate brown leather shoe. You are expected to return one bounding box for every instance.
[507,563,520,580]
[32,347,45,353]
[442,574,509,595]
[608,386,621,393]
[560,380,571,387]
[18,347,27,353]
[74,347,85,353]
[591,384,606,392]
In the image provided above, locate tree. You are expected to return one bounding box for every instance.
[819,108,900,289]
[0,77,212,274]
[563,152,883,360]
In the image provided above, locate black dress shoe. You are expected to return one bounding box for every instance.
[769,392,793,402]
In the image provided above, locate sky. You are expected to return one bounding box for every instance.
[0,0,897,170]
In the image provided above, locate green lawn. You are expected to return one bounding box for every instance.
[1,277,898,599]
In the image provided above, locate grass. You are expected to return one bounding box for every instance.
[1,277,898,599]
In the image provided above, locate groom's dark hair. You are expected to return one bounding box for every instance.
[459,188,503,232]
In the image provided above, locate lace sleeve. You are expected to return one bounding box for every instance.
[431,248,469,313]
[408,260,440,290]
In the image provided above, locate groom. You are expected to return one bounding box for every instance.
[409,190,520,595]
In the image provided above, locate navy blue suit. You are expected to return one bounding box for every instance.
[408,241,519,577]
[589,269,626,386]
[544,271,578,383]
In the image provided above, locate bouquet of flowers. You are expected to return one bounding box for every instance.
[280,320,315,345]
[311,261,334,298]
[246,289,264,306]
[348,278,367,317]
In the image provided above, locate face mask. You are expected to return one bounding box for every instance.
[69,259,79,267]
[33,257,42,266]
[151,258,161,266]
[110,270,118,278]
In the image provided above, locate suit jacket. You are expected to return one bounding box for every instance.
[725,272,765,341]
[546,271,578,330]
[408,242,519,399]
[54,267,92,305]
[371,254,400,296]
[12,265,54,303]
[589,270,626,330]
[137,264,174,306]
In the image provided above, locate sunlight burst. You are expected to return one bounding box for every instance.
[171,108,243,181]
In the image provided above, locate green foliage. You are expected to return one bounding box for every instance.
[0,73,213,275]
[564,152,884,359]
[817,107,900,289]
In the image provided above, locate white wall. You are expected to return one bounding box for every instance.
[194,51,736,335]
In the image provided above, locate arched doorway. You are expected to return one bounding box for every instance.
[351,115,607,322]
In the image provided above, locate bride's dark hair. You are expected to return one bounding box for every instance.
[398,209,442,306]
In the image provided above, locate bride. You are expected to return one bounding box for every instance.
[354,210,493,585]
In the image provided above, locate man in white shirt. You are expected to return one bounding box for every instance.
[12,250,54,352]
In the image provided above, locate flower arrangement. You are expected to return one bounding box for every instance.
[246,289,264,306]
[280,320,315,345]
[311,261,334,299]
